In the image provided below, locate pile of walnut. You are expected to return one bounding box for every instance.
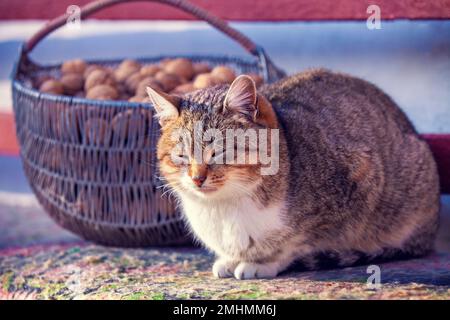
[36,58,263,102]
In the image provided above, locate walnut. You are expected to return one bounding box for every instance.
[60,73,84,95]
[159,58,172,68]
[61,59,87,74]
[118,59,141,70]
[86,85,119,100]
[83,64,105,79]
[39,79,64,95]
[140,64,161,77]
[114,59,141,82]
[128,96,147,103]
[193,62,211,75]
[114,67,139,83]
[136,77,163,97]
[124,72,145,94]
[248,73,264,87]
[154,71,182,92]
[164,58,195,81]
[193,73,217,89]
[84,69,116,91]
[171,83,196,94]
[33,74,53,89]
[211,65,236,84]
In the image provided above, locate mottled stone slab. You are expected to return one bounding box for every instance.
[1,244,449,300]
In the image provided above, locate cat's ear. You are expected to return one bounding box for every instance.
[224,75,257,118]
[146,86,181,126]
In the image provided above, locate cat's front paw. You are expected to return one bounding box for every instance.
[212,259,238,278]
[234,262,279,280]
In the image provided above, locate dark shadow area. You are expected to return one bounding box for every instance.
[282,252,450,286]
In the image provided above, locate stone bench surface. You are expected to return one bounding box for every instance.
[0,244,449,300]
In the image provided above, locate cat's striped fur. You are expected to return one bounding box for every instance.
[148,69,440,279]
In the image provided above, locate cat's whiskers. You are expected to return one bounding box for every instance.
[161,181,182,199]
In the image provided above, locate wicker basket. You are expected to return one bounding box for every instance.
[11,0,286,247]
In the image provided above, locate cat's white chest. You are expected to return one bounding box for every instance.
[180,195,285,258]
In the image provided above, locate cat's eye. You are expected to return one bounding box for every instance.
[170,151,190,166]
[209,149,227,165]
[209,154,218,165]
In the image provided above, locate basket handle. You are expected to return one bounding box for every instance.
[22,0,285,82]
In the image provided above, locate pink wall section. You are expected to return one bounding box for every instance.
[0,0,449,21]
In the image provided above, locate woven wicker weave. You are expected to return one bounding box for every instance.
[12,0,286,247]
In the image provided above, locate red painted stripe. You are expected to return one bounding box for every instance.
[0,112,19,156]
[422,134,450,195]
[0,0,449,21]
[0,113,449,193]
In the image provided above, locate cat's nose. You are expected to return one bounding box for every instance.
[192,175,206,187]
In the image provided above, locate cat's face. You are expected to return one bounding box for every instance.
[148,75,279,200]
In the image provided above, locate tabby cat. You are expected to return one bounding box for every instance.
[147,69,440,279]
